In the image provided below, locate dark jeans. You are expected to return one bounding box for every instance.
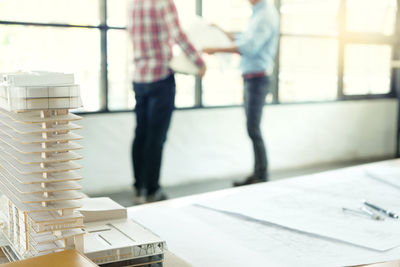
[244,75,270,181]
[132,74,175,194]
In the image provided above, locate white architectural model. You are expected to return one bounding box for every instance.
[0,71,84,258]
[0,72,167,266]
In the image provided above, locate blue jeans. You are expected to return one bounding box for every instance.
[132,74,175,194]
[244,76,269,180]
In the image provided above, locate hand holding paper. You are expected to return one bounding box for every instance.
[169,16,234,75]
[198,64,207,77]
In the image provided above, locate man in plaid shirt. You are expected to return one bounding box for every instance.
[129,0,206,204]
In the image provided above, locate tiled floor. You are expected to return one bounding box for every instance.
[88,159,387,207]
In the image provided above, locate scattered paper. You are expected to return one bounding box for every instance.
[130,205,400,267]
[197,168,400,251]
[365,165,400,190]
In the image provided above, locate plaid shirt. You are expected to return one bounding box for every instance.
[129,0,204,83]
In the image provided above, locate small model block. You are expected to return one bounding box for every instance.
[0,71,81,112]
[0,72,85,258]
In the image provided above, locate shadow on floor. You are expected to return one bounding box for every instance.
[88,159,387,207]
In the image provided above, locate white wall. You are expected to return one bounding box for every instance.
[78,99,398,194]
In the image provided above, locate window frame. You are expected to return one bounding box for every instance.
[0,0,397,114]
[338,0,399,100]
[278,0,398,103]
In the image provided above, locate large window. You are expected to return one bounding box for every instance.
[0,0,100,25]
[279,36,338,102]
[346,0,396,35]
[344,44,392,95]
[342,0,397,97]
[201,0,250,106]
[279,0,397,102]
[0,0,108,112]
[0,25,102,111]
[279,0,340,102]
[0,0,397,113]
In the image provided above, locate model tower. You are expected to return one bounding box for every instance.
[0,72,84,258]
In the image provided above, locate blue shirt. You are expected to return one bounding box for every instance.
[234,0,279,75]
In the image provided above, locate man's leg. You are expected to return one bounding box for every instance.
[132,83,148,194]
[236,76,269,185]
[141,75,175,198]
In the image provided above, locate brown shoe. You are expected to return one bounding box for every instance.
[233,176,266,187]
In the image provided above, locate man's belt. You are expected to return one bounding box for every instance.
[242,71,268,79]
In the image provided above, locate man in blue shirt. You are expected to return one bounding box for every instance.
[203,0,279,186]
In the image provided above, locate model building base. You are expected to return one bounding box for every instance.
[80,197,166,266]
[0,228,164,267]
[0,197,167,267]
[84,219,165,266]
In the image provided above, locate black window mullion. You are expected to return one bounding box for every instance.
[392,0,400,96]
[393,0,400,157]
[273,0,281,104]
[337,0,346,100]
[195,0,203,108]
[100,0,108,112]
[0,21,100,28]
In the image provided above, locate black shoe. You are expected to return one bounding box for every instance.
[233,176,266,187]
[146,189,168,203]
[133,188,147,205]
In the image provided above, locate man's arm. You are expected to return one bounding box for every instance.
[204,17,273,57]
[159,0,206,75]
[203,47,238,55]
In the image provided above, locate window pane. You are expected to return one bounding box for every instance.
[279,37,338,102]
[108,30,135,111]
[0,25,102,111]
[175,75,196,108]
[107,0,129,27]
[174,0,196,26]
[0,0,100,25]
[346,0,397,35]
[202,0,251,32]
[174,0,197,107]
[202,54,243,106]
[281,0,340,35]
[344,44,392,95]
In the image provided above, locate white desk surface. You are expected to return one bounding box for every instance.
[128,159,400,267]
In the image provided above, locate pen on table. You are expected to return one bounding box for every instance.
[362,200,399,219]
[342,207,383,221]
[359,206,384,221]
